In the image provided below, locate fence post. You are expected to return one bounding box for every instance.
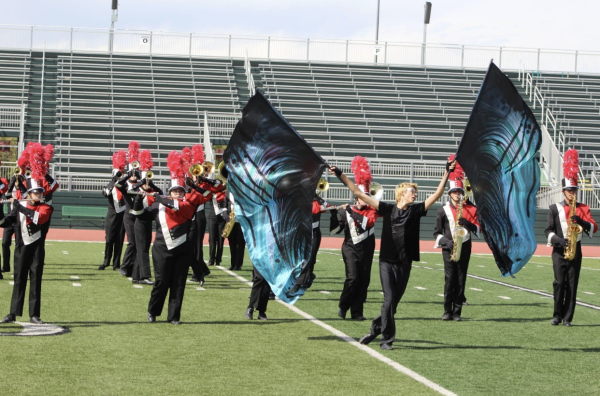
[307,38,310,61]
[228,35,231,58]
[537,48,540,72]
[410,162,414,183]
[384,41,387,64]
[574,50,578,73]
[268,36,270,59]
[149,31,153,55]
[499,46,502,68]
[461,45,464,68]
[30,26,33,50]
[189,33,192,56]
[345,40,348,63]
[70,27,73,53]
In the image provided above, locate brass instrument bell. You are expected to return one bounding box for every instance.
[131,161,140,169]
[190,163,203,177]
[145,170,154,180]
[369,182,384,200]
[317,178,329,194]
[13,167,21,176]
[217,161,228,182]
[202,161,215,175]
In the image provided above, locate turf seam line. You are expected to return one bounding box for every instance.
[413,265,600,312]
[215,266,458,396]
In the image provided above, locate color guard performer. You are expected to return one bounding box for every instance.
[433,157,479,321]
[331,160,454,350]
[0,144,54,324]
[99,150,127,271]
[545,149,597,327]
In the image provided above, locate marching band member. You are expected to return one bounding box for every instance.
[142,151,198,325]
[331,160,454,350]
[246,267,271,321]
[99,150,127,271]
[337,157,381,321]
[0,173,9,279]
[545,149,597,326]
[208,181,227,266]
[130,149,160,285]
[433,156,479,321]
[0,144,54,324]
[114,141,141,277]
[226,190,245,271]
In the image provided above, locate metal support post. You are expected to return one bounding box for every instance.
[38,43,46,143]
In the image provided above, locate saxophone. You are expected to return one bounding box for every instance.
[222,208,237,238]
[450,195,469,262]
[564,198,583,260]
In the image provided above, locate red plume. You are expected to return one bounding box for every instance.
[44,144,54,163]
[351,156,372,191]
[139,150,154,171]
[563,149,579,182]
[167,150,186,181]
[182,147,192,168]
[29,142,49,180]
[127,141,140,164]
[447,154,465,181]
[17,147,30,170]
[112,150,127,171]
[192,144,205,165]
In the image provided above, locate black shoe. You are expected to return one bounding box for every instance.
[257,312,268,320]
[245,307,253,320]
[215,262,221,266]
[453,315,462,322]
[564,321,572,327]
[120,270,127,276]
[113,266,120,271]
[228,266,235,270]
[269,292,276,300]
[170,320,181,325]
[148,313,156,323]
[30,316,43,324]
[1,314,16,323]
[139,279,154,285]
[132,279,140,284]
[0,272,3,280]
[234,266,242,271]
[442,313,452,321]
[204,269,211,276]
[208,261,214,266]
[380,344,393,350]
[98,264,108,270]
[462,301,469,306]
[352,315,366,321]
[551,316,561,326]
[190,277,199,283]
[1,268,9,273]
[359,333,376,345]
[338,309,347,319]
[199,279,205,287]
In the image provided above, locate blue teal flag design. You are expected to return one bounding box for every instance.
[456,62,541,276]
[223,90,327,303]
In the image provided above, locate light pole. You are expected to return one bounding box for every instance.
[109,0,118,53]
[421,2,432,66]
[374,0,380,64]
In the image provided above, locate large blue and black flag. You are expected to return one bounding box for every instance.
[456,62,541,276]
[223,90,327,303]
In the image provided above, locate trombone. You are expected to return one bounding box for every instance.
[189,163,203,177]
[317,179,329,194]
[217,162,228,183]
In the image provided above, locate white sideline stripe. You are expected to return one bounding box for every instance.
[72,283,81,287]
[319,291,331,294]
[216,266,456,396]
[498,296,511,300]
[469,288,483,291]
[583,292,595,295]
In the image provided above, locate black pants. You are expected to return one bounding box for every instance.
[208,213,225,264]
[295,228,322,288]
[188,213,209,278]
[369,259,413,347]
[339,235,375,317]
[2,225,14,272]
[248,268,271,313]
[227,223,246,269]
[103,211,125,269]
[552,245,582,322]
[148,242,190,322]
[133,215,152,280]
[442,240,471,317]
[10,238,45,318]
[121,213,137,274]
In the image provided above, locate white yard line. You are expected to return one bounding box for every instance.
[216,266,457,396]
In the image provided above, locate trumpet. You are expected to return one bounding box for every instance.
[189,163,203,177]
[217,161,228,183]
[317,179,329,194]
[13,167,21,176]
[25,169,32,177]
[145,170,154,180]
[131,161,140,169]
[369,182,384,200]
[202,161,215,176]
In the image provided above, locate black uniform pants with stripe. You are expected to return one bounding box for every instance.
[103,211,125,269]
[369,259,413,347]
[2,225,14,272]
[248,268,271,313]
[148,242,190,322]
[208,213,225,264]
[227,223,246,269]
[188,212,209,278]
[552,245,582,322]
[442,240,471,317]
[133,215,152,280]
[294,228,322,288]
[339,235,375,317]
[121,213,137,274]
[10,238,45,318]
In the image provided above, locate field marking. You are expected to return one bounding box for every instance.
[72,283,82,287]
[216,266,457,396]
[583,292,595,295]
[195,287,205,291]
[70,276,79,280]
[469,288,483,291]
[8,281,13,285]
[62,251,69,255]
[319,291,331,294]
[414,265,600,312]
[133,285,143,289]
[498,296,511,300]
[438,294,444,297]
[414,286,427,290]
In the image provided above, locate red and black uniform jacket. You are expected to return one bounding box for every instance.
[103,179,126,214]
[188,180,215,215]
[433,201,480,249]
[0,200,53,245]
[41,174,60,206]
[545,200,597,249]
[139,193,198,250]
[339,206,381,245]
[312,196,329,231]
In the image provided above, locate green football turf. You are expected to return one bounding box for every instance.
[0,241,599,395]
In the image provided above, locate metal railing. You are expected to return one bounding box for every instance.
[0,105,26,154]
[244,53,255,95]
[2,25,600,73]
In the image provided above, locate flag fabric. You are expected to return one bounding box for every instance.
[456,62,542,276]
[223,90,327,303]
